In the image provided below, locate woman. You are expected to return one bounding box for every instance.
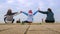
[4,9,20,23]
[38,8,55,23]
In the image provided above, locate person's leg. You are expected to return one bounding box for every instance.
[16,20,20,23]
[12,19,14,23]
[22,21,32,25]
[4,17,7,23]
[45,20,55,23]
[50,20,55,23]
[45,20,51,23]
[25,21,32,25]
[45,20,49,23]
[22,21,27,24]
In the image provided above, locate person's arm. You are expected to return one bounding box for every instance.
[33,11,38,15]
[37,8,48,14]
[12,12,18,15]
[22,12,28,16]
[12,12,20,16]
[38,10,48,14]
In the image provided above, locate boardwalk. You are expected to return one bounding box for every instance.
[0,23,60,34]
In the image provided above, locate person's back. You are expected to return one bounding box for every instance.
[45,11,55,22]
[5,15,13,21]
[38,8,55,23]
[4,9,19,23]
[21,10,38,24]
[27,13,33,22]
[4,9,14,21]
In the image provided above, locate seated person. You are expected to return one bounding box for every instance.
[21,10,38,24]
[4,9,20,23]
[38,8,55,23]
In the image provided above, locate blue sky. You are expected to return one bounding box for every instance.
[0,0,60,23]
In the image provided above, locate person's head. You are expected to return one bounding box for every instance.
[7,9,12,15]
[28,10,32,14]
[47,8,52,12]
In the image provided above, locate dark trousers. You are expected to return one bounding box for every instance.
[4,17,14,23]
[45,20,55,23]
[22,21,32,24]
[16,20,20,23]
[22,21,32,23]
[12,19,14,23]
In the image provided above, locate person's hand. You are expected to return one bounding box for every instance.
[38,8,40,11]
[38,8,41,12]
[20,11,23,13]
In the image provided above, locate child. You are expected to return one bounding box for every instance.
[21,10,38,24]
[4,9,20,23]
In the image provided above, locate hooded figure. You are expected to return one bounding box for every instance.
[4,9,20,23]
[21,10,38,24]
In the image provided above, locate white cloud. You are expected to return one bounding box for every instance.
[7,0,15,4]
[46,0,55,6]
[39,2,44,7]
[38,1,45,9]
[17,0,34,7]
[0,5,5,10]
[24,2,34,7]
[0,5,2,8]
[17,0,26,4]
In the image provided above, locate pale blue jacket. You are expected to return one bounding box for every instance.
[22,11,38,22]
